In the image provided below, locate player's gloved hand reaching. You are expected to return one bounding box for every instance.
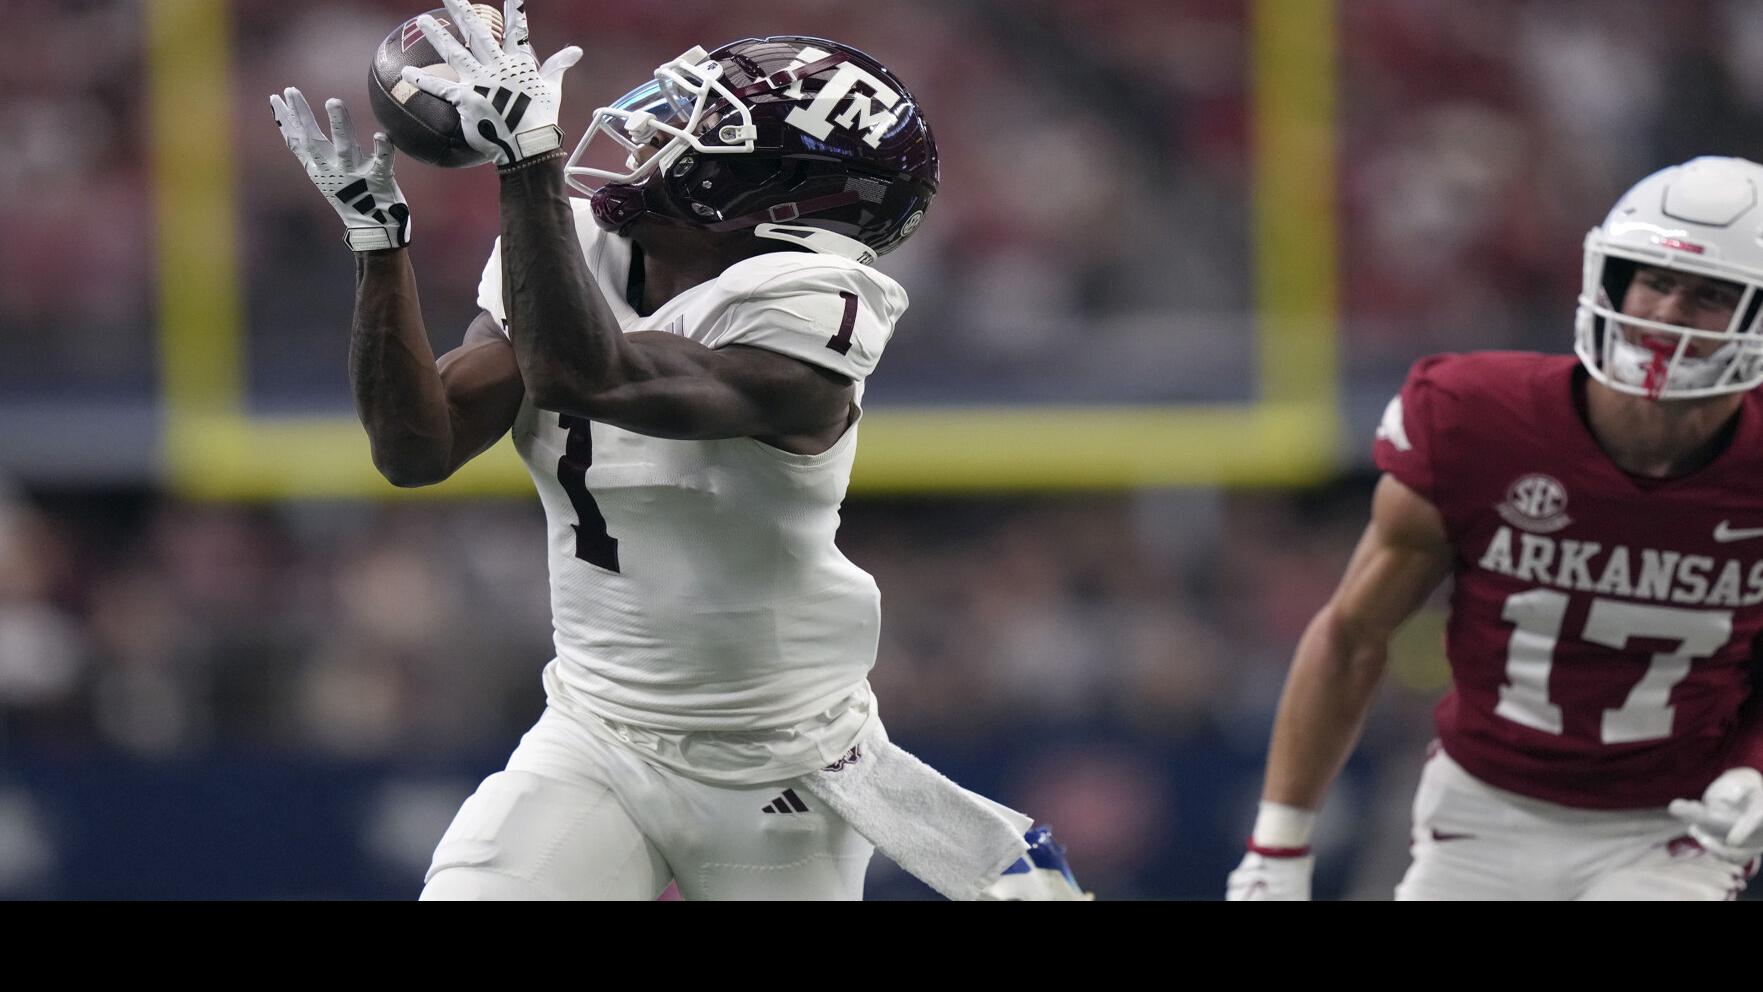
[1226,800,1316,900]
[1669,767,1763,866]
[1226,848,1314,900]
[401,0,582,167]
[270,88,411,251]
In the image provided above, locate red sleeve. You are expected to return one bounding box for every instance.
[1372,357,1445,502]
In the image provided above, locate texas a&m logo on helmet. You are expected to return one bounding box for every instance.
[780,46,903,149]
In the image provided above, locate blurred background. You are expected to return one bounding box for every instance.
[2,0,1759,899]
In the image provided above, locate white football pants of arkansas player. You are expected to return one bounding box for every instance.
[1396,750,1752,901]
[420,707,874,900]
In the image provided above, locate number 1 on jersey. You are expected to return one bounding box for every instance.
[825,292,859,355]
[557,414,620,572]
[1495,589,1568,734]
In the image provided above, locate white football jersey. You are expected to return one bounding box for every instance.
[475,199,907,785]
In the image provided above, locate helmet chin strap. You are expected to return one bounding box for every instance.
[754,223,877,265]
[590,169,877,263]
[592,187,880,265]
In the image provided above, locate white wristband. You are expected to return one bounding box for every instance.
[344,228,397,252]
[1251,801,1317,849]
[513,125,564,160]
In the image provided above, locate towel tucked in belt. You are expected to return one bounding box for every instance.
[798,723,1031,901]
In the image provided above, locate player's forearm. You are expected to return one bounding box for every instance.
[497,156,630,413]
[350,248,455,486]
[1261,603,1390,810]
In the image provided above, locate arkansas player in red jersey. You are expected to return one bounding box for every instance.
[1229,157,1763,901]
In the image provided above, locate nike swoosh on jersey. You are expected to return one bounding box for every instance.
[1713,521,1763,543]
[1430,829,1475,842]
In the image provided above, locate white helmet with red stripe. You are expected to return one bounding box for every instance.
[1576,156,1763,399]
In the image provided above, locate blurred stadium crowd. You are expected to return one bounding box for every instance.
[4,0,1763,898]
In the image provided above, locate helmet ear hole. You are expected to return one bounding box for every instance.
[1738,291,1763,336]
[1602,258,1638,310]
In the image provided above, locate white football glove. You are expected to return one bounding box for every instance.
[1669,767,1763,865]
[1226,849,1314,901]
[401,0,582,167]
[270,88,411,251]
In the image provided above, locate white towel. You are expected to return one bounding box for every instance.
[798,724,1031,901]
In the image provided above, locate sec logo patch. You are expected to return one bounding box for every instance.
[1497,473,1572,533]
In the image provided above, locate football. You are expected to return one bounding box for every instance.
[367,4,505,168]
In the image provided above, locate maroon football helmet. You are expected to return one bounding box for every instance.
[565,37,938,261]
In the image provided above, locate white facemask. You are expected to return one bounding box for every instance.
[1606,332,1741,395]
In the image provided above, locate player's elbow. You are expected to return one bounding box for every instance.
[527,380,641,426]
[524,375,598,418]
[1310,601,1393,680]
[371,446,452,488]
[522,346,650,418]
[524,382,576,415]
[377,464,447,489]
[380,468,446,489]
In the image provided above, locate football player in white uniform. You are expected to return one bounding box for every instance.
[271,0,1087,900]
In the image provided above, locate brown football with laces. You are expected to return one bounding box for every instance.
[367,4,504,167]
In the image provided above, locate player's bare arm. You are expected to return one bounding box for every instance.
[1263,474,1454,808]
[499,161,855,454]
[350,252,523,486]
[1228,473,1452,900]
[269,84,523,488]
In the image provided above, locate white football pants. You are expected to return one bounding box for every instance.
[1396,750,1752,901]
[421,707,874,900]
